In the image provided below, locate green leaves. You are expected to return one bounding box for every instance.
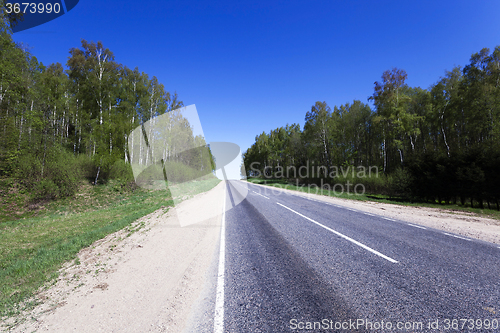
[0,29,185,197]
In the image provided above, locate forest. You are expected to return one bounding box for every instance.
[0,17,215,202]
[2,10,500,211]
[243,47,500,210]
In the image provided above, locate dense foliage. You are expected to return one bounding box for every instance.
[0,19,211,200]
[244,47,500,209]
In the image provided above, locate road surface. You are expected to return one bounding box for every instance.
[207,180,500,332]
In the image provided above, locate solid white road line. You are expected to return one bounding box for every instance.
[214,184,227,333]
[407,223,427,230]
[252,191,270,199]
[276,203,399,264]
[443,232,471,241]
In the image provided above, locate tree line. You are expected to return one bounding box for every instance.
[243,46,500,209]
[0,18,211,200]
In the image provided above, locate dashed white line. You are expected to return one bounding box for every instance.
[407,223,426,230]
[252,191,270,199]
[277,202,398,263]
[214,184,227,333]
[443,232,471,241]
[364,213,375,216]
[383,217,396,221]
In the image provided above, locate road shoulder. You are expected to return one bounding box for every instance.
[244,180,500,245]
[6,181,225,333]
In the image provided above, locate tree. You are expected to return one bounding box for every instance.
[370,68,422,171]
[67,40,121,183]
[303,101,333,176]
[0,18,28,175]
[430,66,462,155]
[335,100,374,167]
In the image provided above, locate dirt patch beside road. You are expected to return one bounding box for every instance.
[5,181,225,333]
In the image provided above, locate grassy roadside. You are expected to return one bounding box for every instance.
[246,178,500,220]
[0,177,220,318]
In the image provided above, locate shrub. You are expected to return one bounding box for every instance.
[162,160,213,184]
[387,168,413,197]
[74,154,97,182]
[34,179,59,199]
[109,160,135,183]
[16,148,80,200]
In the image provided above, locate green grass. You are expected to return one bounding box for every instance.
[169,177,222,203]
[0,178,134,222]
[0,178,33,222]
[246,178,500,220]
[0,177,220,318]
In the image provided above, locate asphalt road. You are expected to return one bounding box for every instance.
[209,180,500,333]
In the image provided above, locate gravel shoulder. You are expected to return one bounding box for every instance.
[4,181,225,333]
[246,181,500,245]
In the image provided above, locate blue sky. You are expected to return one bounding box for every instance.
[12,0,500,153]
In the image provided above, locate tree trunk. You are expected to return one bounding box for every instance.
[94,166,100,185]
